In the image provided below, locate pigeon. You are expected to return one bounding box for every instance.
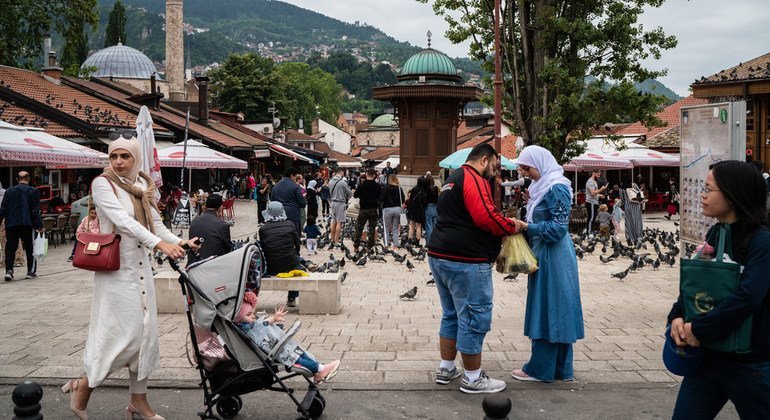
[406,260,415,271]
[415,252,426,262]
[399,286,418,300]
[503,273,519,282]
[611,269,629,280]
[356,255,368,266]
[426,278,435,285]
[393,253,407,263]
[339,272,348,284]
[599,255,615,264]
[651,258,661,270]
[575,248,584,260]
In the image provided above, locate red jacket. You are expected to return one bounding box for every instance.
[428,165,517,263]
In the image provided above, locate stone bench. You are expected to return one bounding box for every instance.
[154,271,343,315]
[259,273,343,315]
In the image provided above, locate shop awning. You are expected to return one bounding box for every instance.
[0,121,103,167]
[268,143,317,164]
[157,139,248,169]
[375,157,399,170]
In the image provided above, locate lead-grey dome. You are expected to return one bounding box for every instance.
[82,42,160,79]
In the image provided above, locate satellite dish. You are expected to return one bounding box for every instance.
[263,127,270,133]
[273,117,281,128]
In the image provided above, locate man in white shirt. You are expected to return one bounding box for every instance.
[585,169,607,236]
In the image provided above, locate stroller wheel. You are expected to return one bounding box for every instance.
[308,395,325,419]
[216,396,242,419]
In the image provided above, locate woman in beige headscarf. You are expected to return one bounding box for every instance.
[62,133,198,419]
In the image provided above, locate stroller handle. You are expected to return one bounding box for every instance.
[166,238,204,273]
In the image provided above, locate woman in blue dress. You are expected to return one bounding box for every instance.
[510,145,585,383]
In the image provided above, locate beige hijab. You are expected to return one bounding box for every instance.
[104,137,158,233]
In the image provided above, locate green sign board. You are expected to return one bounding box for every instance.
[719,108,728,124]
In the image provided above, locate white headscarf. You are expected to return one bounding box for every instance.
[307,180,317,190]
[517,145,572,223]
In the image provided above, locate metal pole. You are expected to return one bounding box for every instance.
[493,0,503,210]
[180,107,190,191]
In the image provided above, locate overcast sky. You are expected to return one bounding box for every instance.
[283,0,770,96]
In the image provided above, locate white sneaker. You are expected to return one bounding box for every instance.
[459,370,506,394]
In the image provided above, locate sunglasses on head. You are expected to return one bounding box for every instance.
[108,130,137,141]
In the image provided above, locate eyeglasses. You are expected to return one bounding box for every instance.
[701,184,720,195]
[108,130,137,141]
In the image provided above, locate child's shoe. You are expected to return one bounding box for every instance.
[314,359,340,384]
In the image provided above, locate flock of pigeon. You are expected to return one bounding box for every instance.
[570,228,686,280]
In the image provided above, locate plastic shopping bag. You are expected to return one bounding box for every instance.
[33,232,48,261]
[496,234,538,274]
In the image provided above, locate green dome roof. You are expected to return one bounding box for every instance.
[399,48,458,77]
[370,113,396,127]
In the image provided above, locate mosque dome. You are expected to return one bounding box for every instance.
[81,42,160,79]
[370,113,396,127]
[399,48,458,78]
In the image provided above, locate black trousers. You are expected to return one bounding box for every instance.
[586,203,598,234]
[321,199,330,215]
[4,226,35,274]
[354,208,379,249]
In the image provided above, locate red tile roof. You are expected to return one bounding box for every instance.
[360,147,399,161]
[0,66,140,130]
[0,100,79,137]
[457,133,518,159]
[693,52,770,85]
[314,142,360,164]
[615,95,708,138]
[285,129,317,141]
[63,77,254,149]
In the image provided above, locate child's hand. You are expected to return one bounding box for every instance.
[273,305,288,323]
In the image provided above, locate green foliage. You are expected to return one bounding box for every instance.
[207,53,282,121]
[0,0,98,67]
[61,0,97,76]
[307,52,397,100]
[340,98,389,116]
[420,0,677,163]
[104,0,127,47]
[274,62,343,133]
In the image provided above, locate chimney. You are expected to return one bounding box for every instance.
[165,0,186,101]
[312,118,319,135]
[150,73,157,95]
[41,51,63,81]
[196,76,209,125]
[43,34,52,63]
[298,118,304,131]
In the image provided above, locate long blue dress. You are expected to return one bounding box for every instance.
[524,184,585,343]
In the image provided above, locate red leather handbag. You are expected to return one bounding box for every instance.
[73,232,122,271]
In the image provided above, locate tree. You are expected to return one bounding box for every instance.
[104,0,127,47]
[61,0,97,77]
[274,62,343,133]
[207,52,283,120]
[419,0,677,162]
[0,0,98,67]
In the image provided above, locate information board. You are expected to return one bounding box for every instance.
[680,101,746,244]
[172,193,191,227]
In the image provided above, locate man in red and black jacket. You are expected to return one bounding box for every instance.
[428,143,522,394]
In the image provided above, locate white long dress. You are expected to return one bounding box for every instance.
[84,175,180,387]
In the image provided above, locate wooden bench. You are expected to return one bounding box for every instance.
[154,271,343,316]
[260,273,343,315]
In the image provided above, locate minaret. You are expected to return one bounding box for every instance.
[165,0,185,101]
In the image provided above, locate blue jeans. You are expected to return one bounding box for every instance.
[429,257,493,355]
[673,353,770,419]
[425,204,438,244]
[296,351,319,373]
[522,339,574,382]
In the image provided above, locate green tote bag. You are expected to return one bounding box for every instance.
[680,224,753,354]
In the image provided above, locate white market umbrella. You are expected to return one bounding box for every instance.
[440,148,518,170]
[0,120,102,167]
[375,156,399,170]
[607,146,679,167]
[567,150,634,170]
[136,105,163,199]
[157,139,247,169]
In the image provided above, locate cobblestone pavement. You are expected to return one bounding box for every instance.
[0,200,682,389]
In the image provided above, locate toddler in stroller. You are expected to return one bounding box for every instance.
[235,291,340,384]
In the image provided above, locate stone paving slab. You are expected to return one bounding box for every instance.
[0,200,682,389]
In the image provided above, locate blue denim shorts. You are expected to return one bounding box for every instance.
[429,257,494,355]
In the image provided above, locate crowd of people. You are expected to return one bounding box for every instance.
[3,129,770,418]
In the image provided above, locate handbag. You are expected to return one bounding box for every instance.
[680,224,752,353]
[72,180,122,272]
[397,186,408,226]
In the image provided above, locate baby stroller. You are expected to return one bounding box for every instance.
[168,243,327,419]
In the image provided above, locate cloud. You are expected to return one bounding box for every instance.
[283,0,769,96]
